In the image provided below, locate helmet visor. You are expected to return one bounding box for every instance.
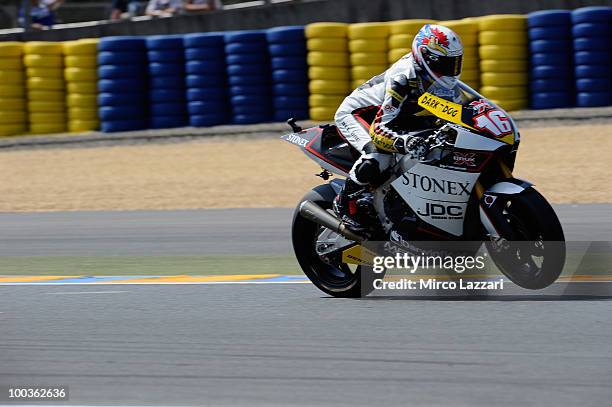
[423,50,463,77]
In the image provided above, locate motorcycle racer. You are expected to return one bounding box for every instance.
[333,24,464,230]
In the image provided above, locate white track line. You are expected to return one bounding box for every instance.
[45,290,130,295]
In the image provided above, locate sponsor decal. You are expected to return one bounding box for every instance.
[401,171,471,196]
[417,202,464,220]
[453,152,477,167]
[286,133,308,147]
[469,98,494,114]
[483,194,497,208]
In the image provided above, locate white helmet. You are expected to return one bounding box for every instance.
[412,24,463,89]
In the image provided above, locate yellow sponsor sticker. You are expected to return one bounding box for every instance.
[341,245,377,266]
[417,92,476,130]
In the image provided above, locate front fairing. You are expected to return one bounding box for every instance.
[417,80,520,147]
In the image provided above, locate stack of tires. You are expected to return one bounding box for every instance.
[527,10,574,109]
[24,42,66,134]
[305,22,350,121]
[572,6,612,107]
[443,19,480,90]
[478,15,529,111]
[183,32,228,127]
[146,35,187,129]
[0,42,26,137]
[266,26,309,122]
[63,39,99,132]
[225,31,272,124]
[348,22,389,90]
[97,36,148,132]
[387,19,435,65]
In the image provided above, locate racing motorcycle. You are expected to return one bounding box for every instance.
[283,81,565,297]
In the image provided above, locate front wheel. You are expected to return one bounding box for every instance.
[486,188,566,289]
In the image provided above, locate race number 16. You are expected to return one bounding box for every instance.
[473,110,512,137]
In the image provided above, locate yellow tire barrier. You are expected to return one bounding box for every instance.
[481,59,528,73]
[64,67,97,82]
[0,123,26,137]
[28,90,65,102]
[0,98,26,111]
[0,86,25,98]
[305,23,348,38]
[310,106,337,121]
[68,120,99,132]
[306,38,347,52]
[27,67,63,79]
[480,45,527,60]
[389,34,413,49]
[307,52,349,67]
[309,79,350,95]
[29,122,66,134]
[24,54,63,68]
[490,98,528,112]
[458,34,478,48]
[68,108,99,121]
[461,69,480,83]
[309,93,345,108]
[0,42,23,57]
[480,85,528,100]
[67,93,97,108]
[463,46,479,60]
[388,48,410,63]
[0,58,23,70]
[389,19,436,35]
[479,15,527,31]
[24,41,64,55]
[479,30,528,46]
[351,65,387,79]
[349,38,387,53]
[462,57,478,71]
[67,81,98,94]
[441,20,479,35]
[0,111,26,123]
[308,66,350,80]
[481,72,528,87]
[0,70,24,82]
[30,112,66,123]
[63,39,98,55]
[350,52,388,66]
[27,77,64,91]
[352,79,371,89]
[28,100,65,113]
[65,55,97,69]
[348,22,389,40]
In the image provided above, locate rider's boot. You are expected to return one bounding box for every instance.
[333,179,369,233]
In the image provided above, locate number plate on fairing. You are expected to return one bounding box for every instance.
[390,163,480,236]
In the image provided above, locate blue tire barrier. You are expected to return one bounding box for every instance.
[186,74,224,88]
[187,87,227,101]
[150,103,185,116]
[231,95,263,106]
[150,76,185,89]
[531,65,572,79]
[101,119,148,132]
[99,106,147,121]
[184,32,225,48]
[530,40,570,53]
[269,43,307,56]
[527,10,572,27]
[528,26,571,40]
[266,26,305,43]
[187,101,227,115]
[225,30,267,44]
[225,42,267,55]
[186,60,226,75]
[574,37,609,51]
[99,78,147,92]
[227,64,270,76]
[228,74,270,86]
[572,22,610,37]
[150,89,186,103]
[151,116,187,129]
[274,109,309,121]
[99,64,145,79]
[271,56,308,70]
[530,92,574,109]
[273,83,308,96]
[146,35,184,50]
[575,51,611,65]
[98,51,146,65]
[530,52,571,66]
[98,36,146,52]
[98,92,146,106]
[530,78,572,92]
[148,49,184,62]
[229,85,271,96]
[575,64,611,78]
[149,62,184,76]
[233,114,269,124]
[226,53,266,65]
[272,69,307,83]
[577,91,611,106]
[273,95,309,110]
[571,6,612,24]
[190,114,227,127]
[576,78,611,92]
[232,104,270,115]
[185,47,225,60]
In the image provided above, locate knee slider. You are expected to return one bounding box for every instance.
[354,158,380,184]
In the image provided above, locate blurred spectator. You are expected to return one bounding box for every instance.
[183,0,222,13]
[145,0,182,17]
[110,0,141,21]
[19,0,64,29]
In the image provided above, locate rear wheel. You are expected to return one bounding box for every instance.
[486,188,566,289]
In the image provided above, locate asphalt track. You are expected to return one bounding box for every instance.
[1,205,611,406]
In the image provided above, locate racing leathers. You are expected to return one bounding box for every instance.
[333,53,438,224]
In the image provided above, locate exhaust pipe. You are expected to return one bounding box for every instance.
[299,200,365,242]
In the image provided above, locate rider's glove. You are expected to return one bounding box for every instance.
[394,135,428,159]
